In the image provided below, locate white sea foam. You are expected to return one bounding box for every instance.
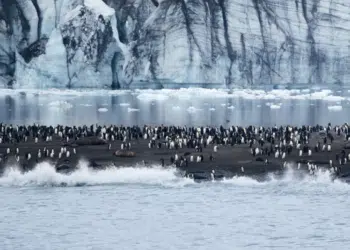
[0,161,193,188]
[222,166,348,191]
[0,162,347,190]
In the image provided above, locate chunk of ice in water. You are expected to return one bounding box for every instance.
[98,108,108,112]
[128,107,140,112]
[328,105,343,111]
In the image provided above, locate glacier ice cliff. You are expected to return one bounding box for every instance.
[0,0,349,88]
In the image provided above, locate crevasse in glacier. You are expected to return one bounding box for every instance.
[0,0,349,88]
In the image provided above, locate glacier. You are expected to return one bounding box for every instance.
[0,0,349,88]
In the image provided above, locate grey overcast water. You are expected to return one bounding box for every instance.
[0,88,350,250]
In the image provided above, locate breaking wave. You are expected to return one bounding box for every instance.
[0,161,194,188]
[0,162,348,190]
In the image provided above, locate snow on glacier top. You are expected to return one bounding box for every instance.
[63,0,115,23]
[62,5,84,23]
[84,0,115,18]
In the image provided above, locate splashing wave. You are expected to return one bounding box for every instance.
[0,162,348,189]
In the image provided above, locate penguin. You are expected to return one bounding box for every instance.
[108,144,111,150]
[255,148,260,155]
[16,148,19,154]
[190,155,194,162]
[66,151,70,158]
[299,150,302,157]
[275,151,279,158]
[214,145,218,152]
[6,148,10,154]
[308,149,312,156]
[210,170,215,181]
[241,166,244,173]
[297,163,301,169]
[327,144,331,152]
[73,148,76,154]
[35,137,38,143]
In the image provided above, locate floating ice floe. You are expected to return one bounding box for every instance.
[269,103,282,109]
[187,106,202,113]
[48,101,73,110]
[227,105,235,110]
[119,103,130,107]
[209,108,216,111]
[172,106,181,111]
[2,88,350,104]
[80,104,93,107]
[98,108,108,112]
[328,105,343,111]
[136,93,169,102]
[128,107,140,112]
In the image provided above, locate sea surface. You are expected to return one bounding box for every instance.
[0,88,349,126]
[1,88,350,249]
[0,165,349,250]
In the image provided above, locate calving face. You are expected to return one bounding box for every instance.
[2,0,350,88]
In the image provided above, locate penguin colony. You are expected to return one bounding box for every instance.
[0,123,349,180]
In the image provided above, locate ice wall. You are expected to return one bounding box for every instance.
[0,0,349,88]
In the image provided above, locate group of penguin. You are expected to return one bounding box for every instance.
[140,122,350,175]
[0,122,349,176]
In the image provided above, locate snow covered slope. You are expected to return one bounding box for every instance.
[0,0,349,88]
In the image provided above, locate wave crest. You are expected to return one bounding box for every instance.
[0,161,194,188]
[0,162,348,189]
